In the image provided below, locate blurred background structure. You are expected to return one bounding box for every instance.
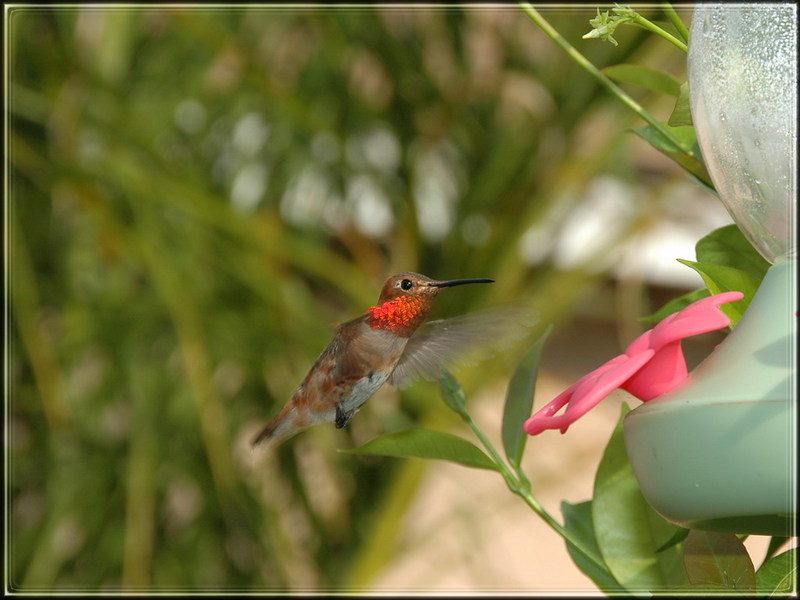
[8,4,739,593]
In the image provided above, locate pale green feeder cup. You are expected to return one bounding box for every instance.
[623,4,796,535]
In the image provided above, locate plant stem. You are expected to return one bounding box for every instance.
[462,413,609,574]
[623,9,687,52]
[517,2,693,155]
[462,413,514,484]
[511,483,594,562]
[661,2,690,43]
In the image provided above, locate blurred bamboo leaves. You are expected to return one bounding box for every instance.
[9,5,693,592]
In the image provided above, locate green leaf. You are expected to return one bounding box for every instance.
[669,583,747,592]
[640,225,768,324]
[633,124,712,187]
[438,370,469,419]
[561,501,625,594]
[756,548,797,596]
[639,288,709,324]
[683,530,756,592]
[342,429,499,471]
[695,224,770,281]
[602,64,681,97]
[676,260,758,326]
[593,403,688,591]
[765,537,790,562]
[502,326,552,469]
[656,527,691,553]
[668,82,692,126]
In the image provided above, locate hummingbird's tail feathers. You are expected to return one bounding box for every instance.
[389,303,538,389]
[251,404,306,449]
[251,421,280,449]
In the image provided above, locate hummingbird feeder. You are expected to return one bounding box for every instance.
[622,4,797,536]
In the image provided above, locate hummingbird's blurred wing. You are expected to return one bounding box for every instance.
[388,304,538,389]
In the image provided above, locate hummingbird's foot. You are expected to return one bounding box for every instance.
[335,404,354,429]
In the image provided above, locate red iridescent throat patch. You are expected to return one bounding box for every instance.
[367,296,427,335]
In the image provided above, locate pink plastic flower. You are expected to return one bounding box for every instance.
[524,291,744,435]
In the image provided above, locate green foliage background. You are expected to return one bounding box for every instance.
[8,4,700,592]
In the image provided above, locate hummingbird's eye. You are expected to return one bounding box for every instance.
[400,279,414,290]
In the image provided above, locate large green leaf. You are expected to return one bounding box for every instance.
[766,537,790,562]
[655,527,691,554]
[593,404,688,591]
[695,224,771,281]
[641,225,767,324]
[342,429,499,471]
[756,548,797,596]
[602,63,681,97]
[669,583,747,593]
[501,326,552,469]
[561,501,625,594]
[667,82,692,126]
[633,124,712,187]
[674,225,767,326]
[683,530,756,592]
[676,260,759,326]
[639,288,709,324]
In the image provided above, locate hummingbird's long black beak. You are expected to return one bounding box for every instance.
[428,278,494,288]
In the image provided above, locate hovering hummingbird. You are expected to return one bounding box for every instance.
[252,272,534,448]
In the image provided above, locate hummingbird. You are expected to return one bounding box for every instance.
[251,272,534,448]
